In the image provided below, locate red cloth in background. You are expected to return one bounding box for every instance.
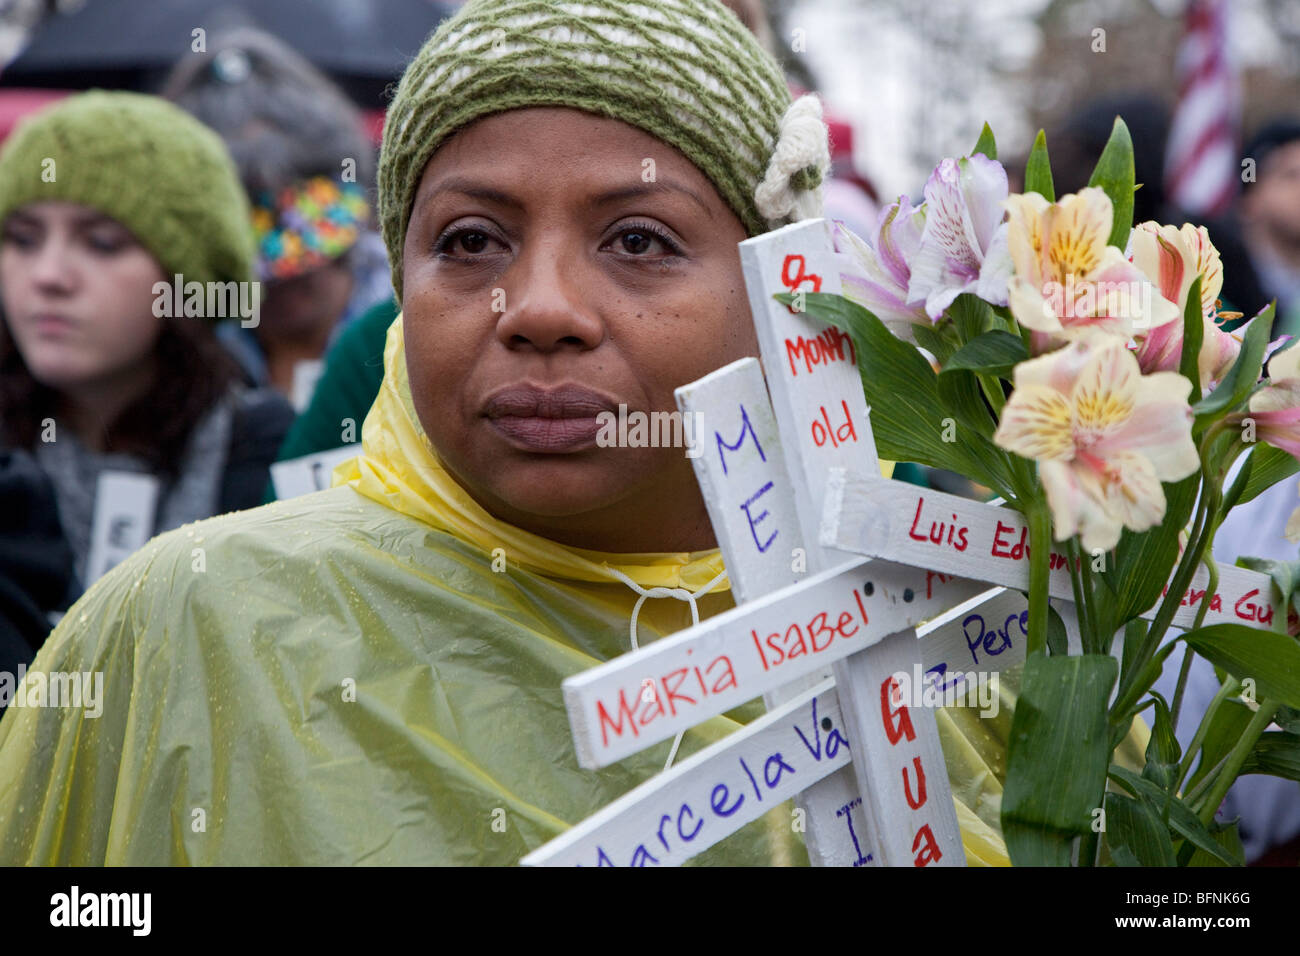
[0,88,68,144]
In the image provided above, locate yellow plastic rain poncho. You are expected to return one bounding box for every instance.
[0,316,1144,865]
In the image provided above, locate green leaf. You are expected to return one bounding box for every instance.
[1181,623,1300,709]
[941,330,1028,378]
[783,292,1018,496]
[1108,842,1142,866]
[1237,444,1300,505]
[1086,117,1135,251]
[1108,765,1239,865]
[1141,692,1181,790]
[1189,698,1254,790]
[949,292,994,345]
[1104,791,1177,866]
[936,367,997,440]
[1192,301,1274,422]
[1241,731,1300,781]
[1179,275,1205,399]
[910,321,957,366]
[1120,619,1147,681]
[1108,473,1200,626]
[1185,818,1246,867]
[1003,654,1117,865]
[1046,603,1069,656]
[972,122,997,161]
[1275,705,1300,734]
[1236,556,1300,624]
[1023,129,1055,201]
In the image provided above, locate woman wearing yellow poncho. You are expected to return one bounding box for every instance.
[0,0,1137,866]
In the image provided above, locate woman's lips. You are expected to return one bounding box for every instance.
[482,383,620,453]
[29,313,79,337]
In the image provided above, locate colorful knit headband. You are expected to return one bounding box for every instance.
[251,177,369,281]
[378,0,830,300]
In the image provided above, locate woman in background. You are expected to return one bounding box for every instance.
[0,91,291,599]
[162,27,392,409]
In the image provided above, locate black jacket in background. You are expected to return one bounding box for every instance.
[0,449,75,702]
[0,386,292,705]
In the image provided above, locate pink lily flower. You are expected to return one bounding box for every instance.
[1128,221,1239,392]
[994,332,1199,552]
[906,154,1013,319]
[832,203,931,341]
[1005,188,1179,350]
[1244,343,1300,458]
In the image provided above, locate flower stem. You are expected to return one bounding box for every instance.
[1193,698,1279,826]
[1066,540,1093,654]
[1027,501,1052,656]
[1169,647,1195,730]
[1174,676,1240,794]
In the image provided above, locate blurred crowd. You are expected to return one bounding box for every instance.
[0,0,1297,864]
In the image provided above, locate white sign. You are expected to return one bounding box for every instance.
[741,219,963,866]
[85,471,159,584]
[524,680,849,867]
[563,556,986,769]
[822,470,1282,632]
[270,445,360,501]
[526,588,1030,867]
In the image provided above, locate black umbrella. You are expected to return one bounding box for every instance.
[1,0,458,107]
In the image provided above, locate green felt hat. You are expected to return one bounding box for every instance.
[0,90,255,292]
[378,0,831,301]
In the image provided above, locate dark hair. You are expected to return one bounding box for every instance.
[0,313,239,476]
[1243,118,1300,178]
[1051,95,1171,227]
[159,26,376,198]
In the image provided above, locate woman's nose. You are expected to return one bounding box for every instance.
[26,234,78,293]
[494,242,605,352]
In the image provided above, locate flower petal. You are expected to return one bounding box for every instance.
[1287,493,1300,544]
[1069,337,1141,445]
[1269,340,1300,385]
[1102,449,1167,536]
[1042,459,1123,551]
[908,156,1006,317]
[994,384,1074,461]
[1180,223,1224,313]
[1103,372,1198,480]
[975,221,1013,306]
[1249,381,1300,414]
[958,154,1010,256]
[1008,275,1064,334]
[840,273,929,336]
[1043,187,1114,286]
[1005,191,1050,284]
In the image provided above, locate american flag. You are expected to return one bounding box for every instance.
[1164,0,1239,217]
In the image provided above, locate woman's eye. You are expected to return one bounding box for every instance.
[610,224,681,258]
[87,235,127,254]
[435,228,501,258]
[1,229,37,249]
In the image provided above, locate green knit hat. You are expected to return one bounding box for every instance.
[379,0,831,300]
[0,90,255,291]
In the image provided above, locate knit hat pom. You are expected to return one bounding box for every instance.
[754,93,831,229]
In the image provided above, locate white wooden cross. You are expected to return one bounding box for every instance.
[521,219,1281,868]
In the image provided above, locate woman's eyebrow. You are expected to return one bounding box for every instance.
[417,176,714,220]
[72,212,122,229]
[421,177,524,211]
[590,180,715,220]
